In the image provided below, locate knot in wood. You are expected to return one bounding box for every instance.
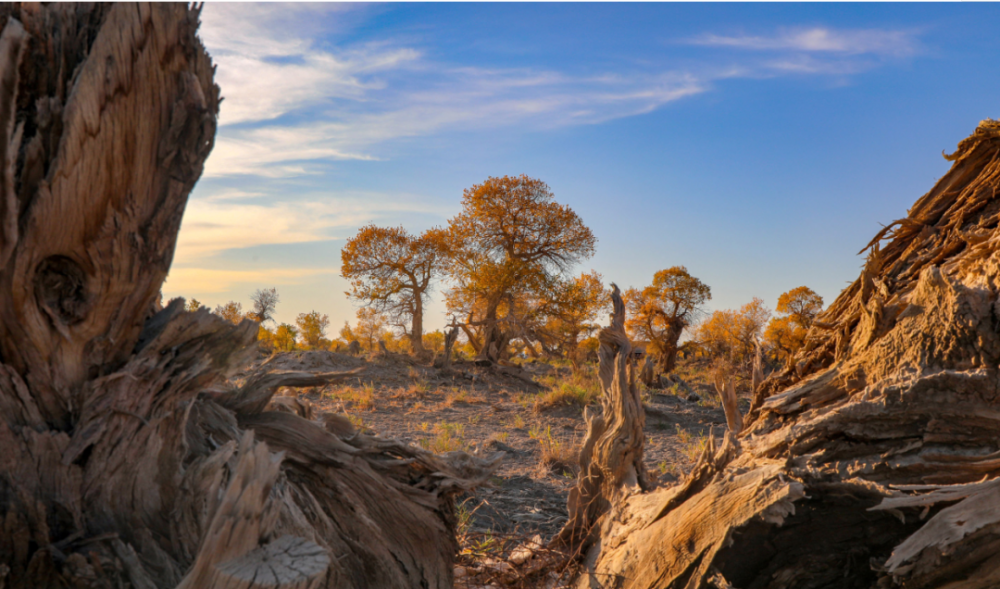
[34,255,90,325]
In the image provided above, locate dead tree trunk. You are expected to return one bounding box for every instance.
[434,326,459,369]
[563,120,1000,589]
[556,285,650,550]
[0,5,496,588]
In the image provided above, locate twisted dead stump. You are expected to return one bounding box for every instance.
[564,120,1000,589]
[555,284,649,550]
[0,5,496,588]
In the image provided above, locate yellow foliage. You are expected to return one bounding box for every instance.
[296,310,330,349]
[765,316,805,363]
[694,297,771,369]
[257,324,275,352]
[341,225,445,354]
[776,286,823,329]
[443,174,596,361]
[273,323,297,352]
[213,301,244,324]
[423,330,445,354]
[765,286,824,362]
[626,266,711,372]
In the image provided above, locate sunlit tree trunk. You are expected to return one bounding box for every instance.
[410,291,425,356]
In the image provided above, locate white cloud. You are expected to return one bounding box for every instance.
[201,3,419,126]
[204,69,707,177]
[197,12,925,179]
[690,27,918,57]
[198,8,925,179]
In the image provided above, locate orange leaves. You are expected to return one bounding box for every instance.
[694,297,770,366]
[340,224,445,351]
[625,267,711,371]
[766,286,824,362]
[443,175,597,359]
[213,301,245,324]
[775,286,823,329]
[295,311,330,349]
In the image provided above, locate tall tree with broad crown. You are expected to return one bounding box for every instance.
[776,285,823,329]
[625,266,711,374]
[444,175,596,363]
[341,225,444,356]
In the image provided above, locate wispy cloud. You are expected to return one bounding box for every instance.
[201,4,419,126]
[198,9,924,179]
[689,27,919,57]
[204,68,706,177]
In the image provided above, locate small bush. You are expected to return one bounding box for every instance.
[332,383,376,411]
[534,426,578,476]
[534,365,601,411]
[419,422,468,453]
[675,425,709,462]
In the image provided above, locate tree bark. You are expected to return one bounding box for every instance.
[477,300,508,363]
[409,289,426,357]
[562,120,1000,589]
[654,318,684,375]
[556,285,650,550]
[0,5,496,588]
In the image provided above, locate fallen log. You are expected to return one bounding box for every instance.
[561,119,1000,589]
[0,4,496,588]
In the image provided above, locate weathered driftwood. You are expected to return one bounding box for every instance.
[555,285,649,550]
[565,120,1000,589]
[639,355,656,388]
[714,375,743,435]
[0,4,496,588]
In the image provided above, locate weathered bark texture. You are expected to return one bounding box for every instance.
[556,285,650,550]
[714,375,743,435]
[568,120,1000,589]
[0,4,495,588]
[639,355,656,389]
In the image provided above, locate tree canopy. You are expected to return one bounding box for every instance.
[249,287,280,324]
[444,174,596,362]
[214,301,245,325]
[296,311,330,349]
[341,225,445,355]
[626,266,711,373]
[766,286,824,363]
[695,296,771,373]
[776,285,823,329]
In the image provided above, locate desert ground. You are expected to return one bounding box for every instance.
[236,349,738,579]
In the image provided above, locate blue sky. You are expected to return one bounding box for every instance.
[163,2,1000,333]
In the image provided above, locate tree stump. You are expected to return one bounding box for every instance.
[0,4,497,588]
[565,120,1000,589]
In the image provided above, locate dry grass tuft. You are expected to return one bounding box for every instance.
[328,382,377,411]
[419,422,469,453]
[530,425,578,476]
[533,365,601,412]
[444,387,487,407]
[675,425,709,463]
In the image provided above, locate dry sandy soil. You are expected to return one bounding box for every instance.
[238,350,738,573]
